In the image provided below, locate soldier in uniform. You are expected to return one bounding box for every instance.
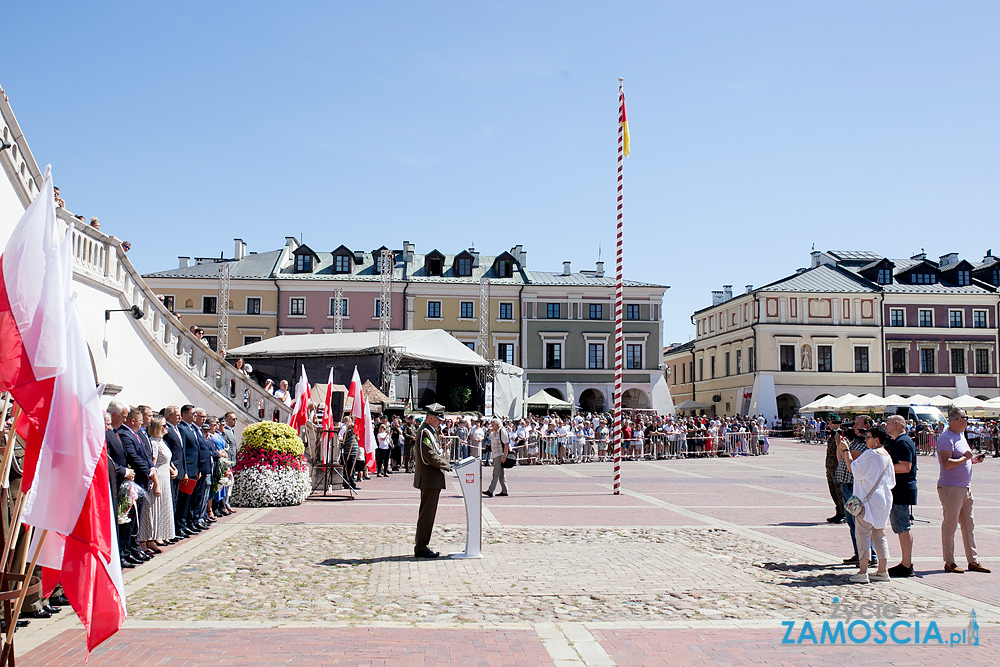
[403,415,418,473]
[413,405,451,558]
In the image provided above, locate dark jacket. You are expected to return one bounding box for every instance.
[179,421,201,477]
[164,423,185,478]
[116,424,151,488]
[197,430,214,476]
[106,428,129,488]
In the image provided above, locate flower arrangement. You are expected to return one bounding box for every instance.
[116,480,146,524]
[231,421,311,507]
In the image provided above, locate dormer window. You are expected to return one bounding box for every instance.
[457,257,472,276]
[910,273,935,284]
[333,254,351,274]
[295,254,312,272]
[877,268,892,284]
[993,269,1000,286]
[957,270,970,286]
[497,259,512,278]
[425,250,445,276]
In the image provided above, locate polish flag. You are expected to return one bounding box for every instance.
[0,167,125,653]
[288,364,311,431]
[320,367,336,461]
[348,366,376,472]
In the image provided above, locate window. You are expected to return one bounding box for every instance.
[289,298,305,316]
[854,347,869,373]
[724,352,731,376]
[374,300,382,318]
[333,254,351,273]
[329,298,348,316]
[243,335,262,346]
[709,355,716,378]
[957,270,970,286]
[464,341,476,351]
[918,309,933,327]
[589,304,603,319]
[779,345,795,372]
[547,303,561,319]
[975,349,990,374]
[817,345,833,372]
[545,343,562,369]
[295,254,312,272]
[426,256,443,276]
[890,348,907,374]
[588,343,605,369]
[161,295,175,311]
[736,349,742,375]
[499,302,513,320]
[877,268,892,284]
[949,310,964,328]
[910,273,935,284]
[698,358,704,381]
[920,348,936,374]
[460,301,474,319]
[246,297,261,315]
[456,257,472,276]
[973,310,987,328]
[682,363,686,384]
[748,346,755,373]
[203,335,218,351]
[627,344,642,369]
[626,304,640,320]
[951,349,965,374]
[202,296,217,314]
[427,301,441,318]
[992,269,1000,287]
[889,309,904,327]
[498,343,514,364]
[496,259,512,278]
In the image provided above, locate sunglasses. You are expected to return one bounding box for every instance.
[855,428,869,435]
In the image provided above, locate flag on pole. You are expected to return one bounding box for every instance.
[0,166,126,653]
[348,367,376,472]
[288,364,311,431]
[321,367,336,433]
[619,85,630,158]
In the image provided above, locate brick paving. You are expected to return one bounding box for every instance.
[15,438,999,665]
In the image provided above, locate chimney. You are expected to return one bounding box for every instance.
[595,261,605,278]
[745,284,753,294]
[810,250,821,268]
[985,249,994,262]
[234,239,245,261]
[939,252,959,266]
[285,236,299,251]
[911,251,926,261]
[403,241,414,263]
[178,256,190,269]
[711,290,725,306]
[563,261,571,276]
[723,285,733,301]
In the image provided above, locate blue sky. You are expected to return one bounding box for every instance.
[5,2,1000,344]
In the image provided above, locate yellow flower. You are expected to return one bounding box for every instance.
[240,421,305,456]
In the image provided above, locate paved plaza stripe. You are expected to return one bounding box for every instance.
[635,460,709,478]
[736,482,840,505]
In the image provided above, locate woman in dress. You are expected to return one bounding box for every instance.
[846,425,896,583]
[139,416,176,553]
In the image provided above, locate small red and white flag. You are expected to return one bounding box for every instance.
[0,166,125,653]
[347,366,376,472]
[288,364,311,431]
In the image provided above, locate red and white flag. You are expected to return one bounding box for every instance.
[0,166,125,653]
[347,366,376,472]
[288,364,311,431]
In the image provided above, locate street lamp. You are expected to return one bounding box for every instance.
[105,305,144,322]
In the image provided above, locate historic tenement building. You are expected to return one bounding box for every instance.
[686,249,999,419]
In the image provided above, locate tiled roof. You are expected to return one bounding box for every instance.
[757,265,873,294]
[527,271,665,288]
[143,250,282,280]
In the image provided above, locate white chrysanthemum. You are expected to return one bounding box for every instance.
[231,465,311,507]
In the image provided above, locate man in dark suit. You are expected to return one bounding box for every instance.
[188,409,214,530]
[117,406,154,561]
[177,404,202,534]
[106,401,139,568]
[413,406,452,559]
[162,405,187,536]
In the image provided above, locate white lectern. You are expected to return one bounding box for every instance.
[450,456,483,559]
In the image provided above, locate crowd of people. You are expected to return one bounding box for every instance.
[821,408,991,584]
[105,401,238,570]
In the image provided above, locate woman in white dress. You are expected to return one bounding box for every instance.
[139,416,176,552]
[846,425,896,583]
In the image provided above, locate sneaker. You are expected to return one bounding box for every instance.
[849,573,870,584]
[944,563,964,574]
[887,563,914,578]
[869,572,891,582]
[968,562,991,574]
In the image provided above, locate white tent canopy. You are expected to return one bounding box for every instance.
[525,390,573,409]
[229,329,488,368]
[841,393,890,410]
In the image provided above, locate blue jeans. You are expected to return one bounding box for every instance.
[841,483,877,563]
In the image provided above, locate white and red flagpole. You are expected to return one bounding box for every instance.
[613,78,629,495]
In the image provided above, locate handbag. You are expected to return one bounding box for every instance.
[845,460,888,518]
[502,452,517,468]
